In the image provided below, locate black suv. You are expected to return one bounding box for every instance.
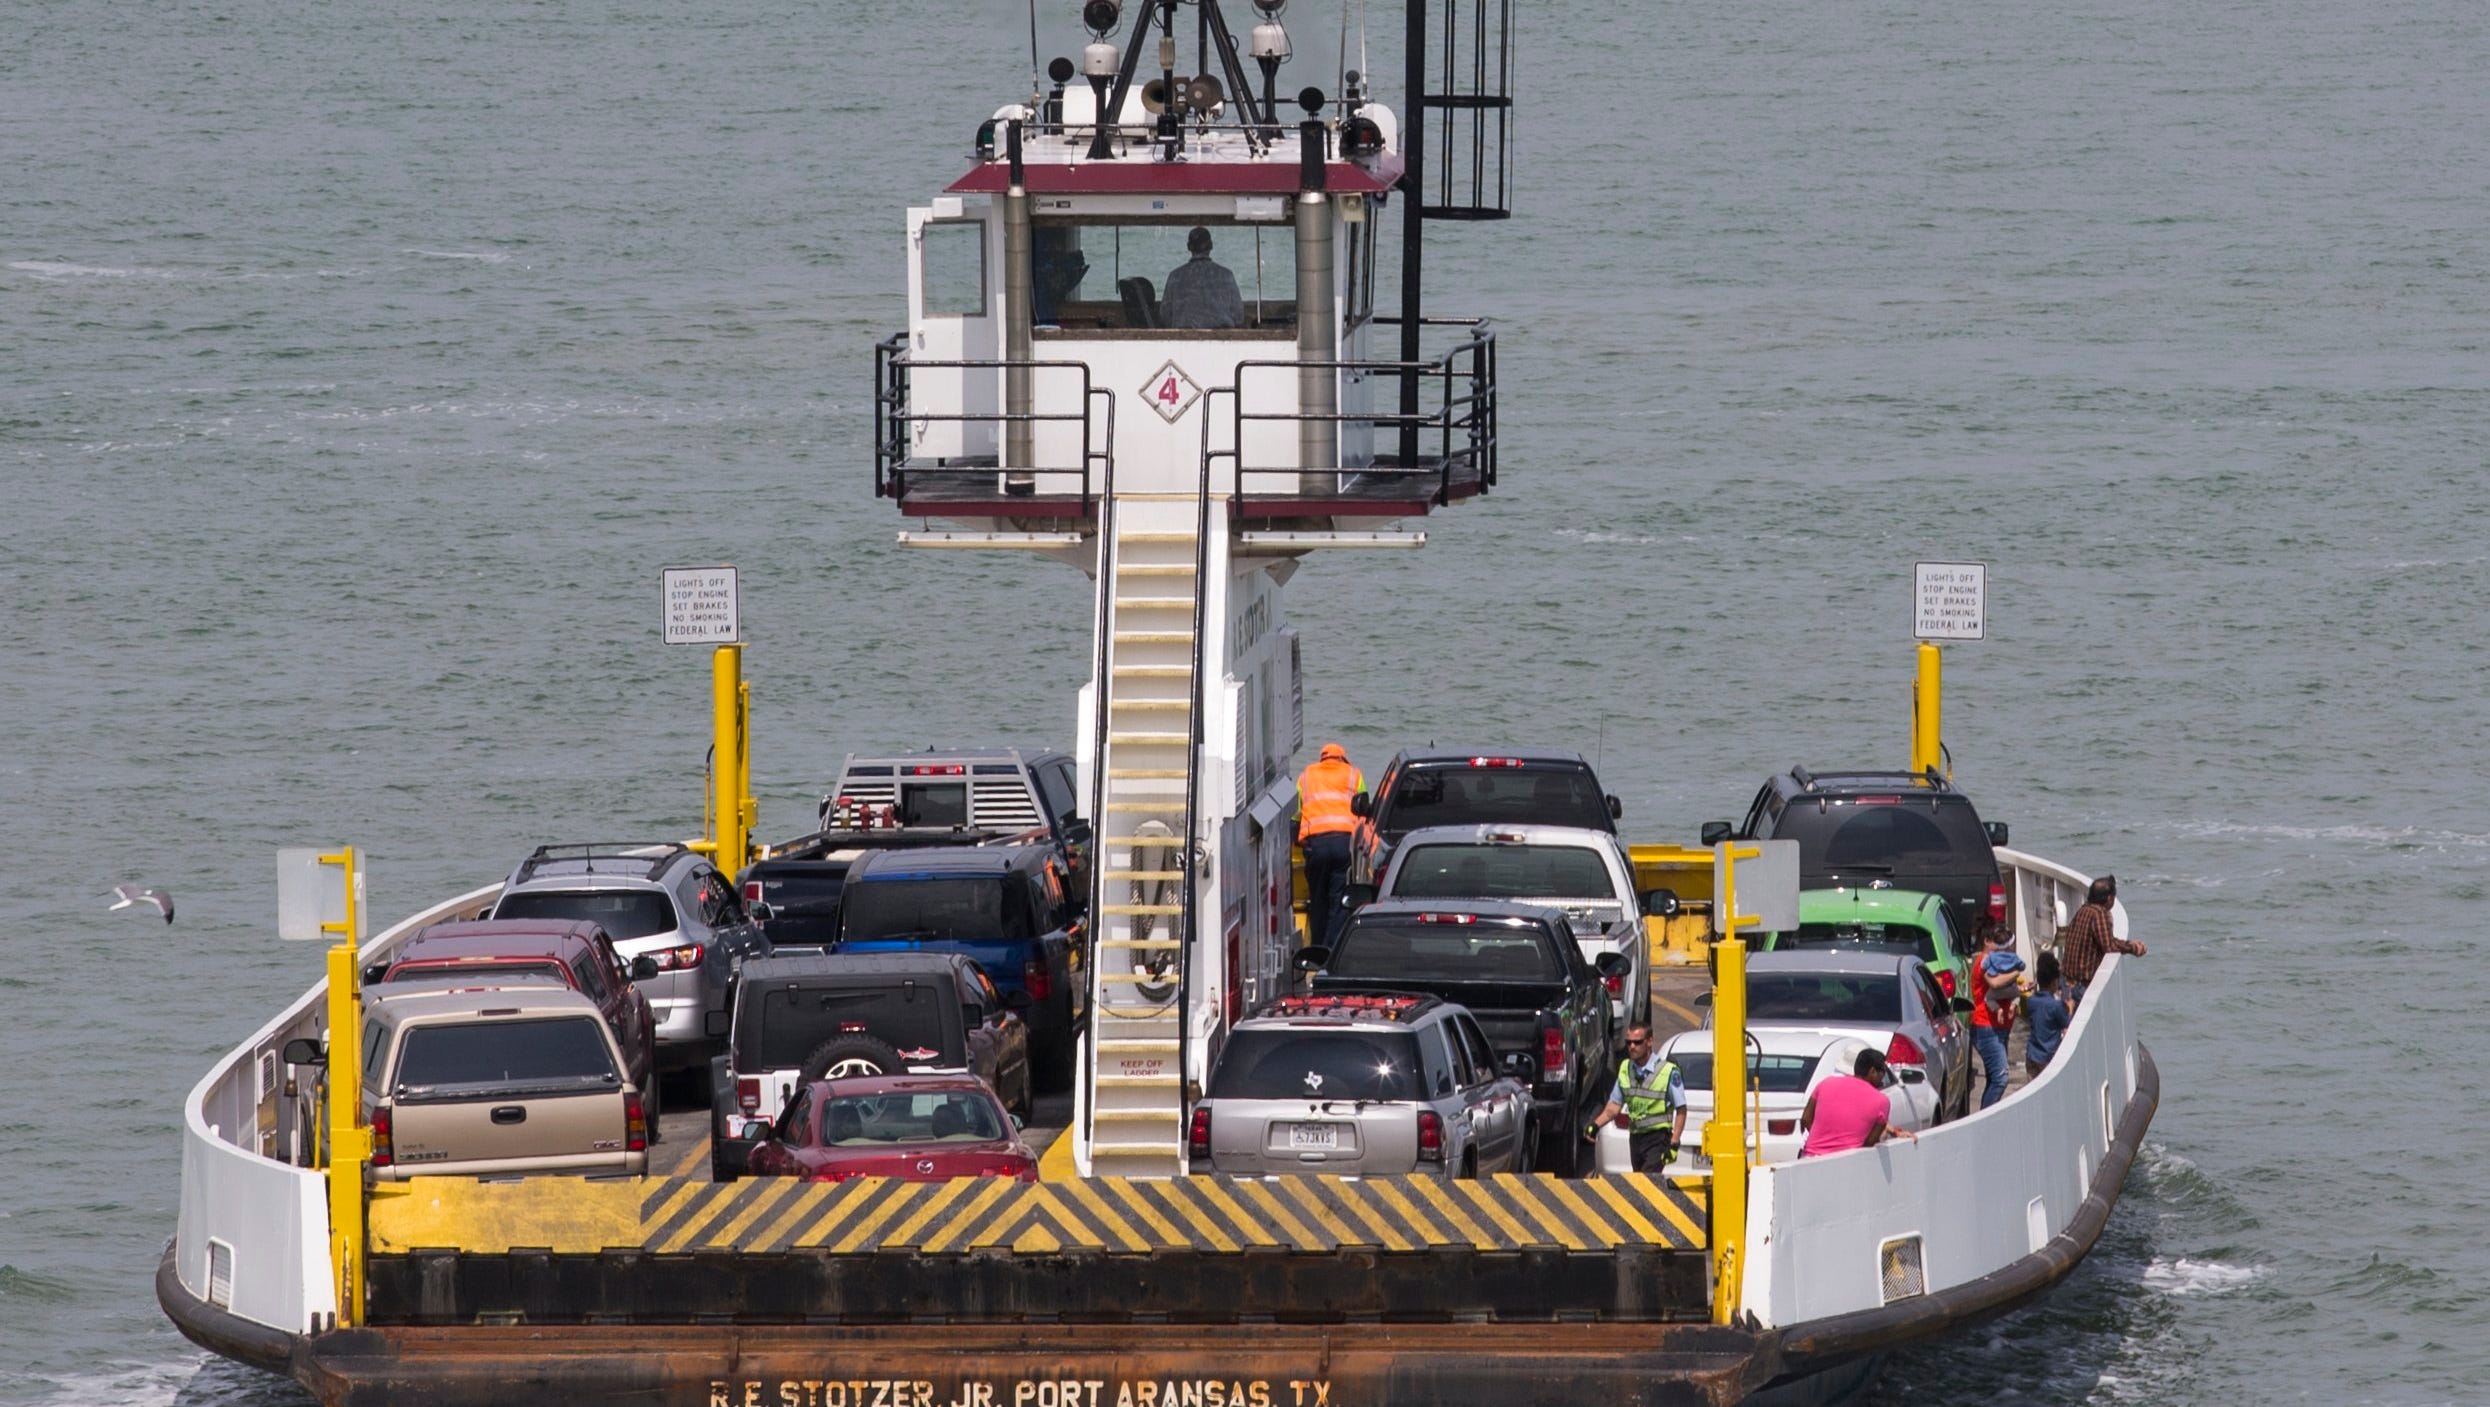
[1702,767,2010,941]
[1349,748,1622,886]
[705,951,1033,1180]
[1293,898,1622,1175]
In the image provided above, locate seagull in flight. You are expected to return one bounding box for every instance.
[107,884,176,924]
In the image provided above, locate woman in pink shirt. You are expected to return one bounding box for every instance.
[1799,1049,1919,1157]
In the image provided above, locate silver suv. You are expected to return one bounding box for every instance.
[490,844,769,1072]
[1191,994,1533,1178]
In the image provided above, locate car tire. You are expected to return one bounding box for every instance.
[797,1033,906,1084]
[1513,1121,1535,1176]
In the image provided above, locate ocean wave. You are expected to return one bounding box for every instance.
[10,259,142,278]
[403,248,512,264]
[2141,1256,2263,1295]
[0,1263,80,1301]
[2159,819,2490,851]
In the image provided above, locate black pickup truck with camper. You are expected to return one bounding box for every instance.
[1293,897,1622,1175]
[818,747,1091,909]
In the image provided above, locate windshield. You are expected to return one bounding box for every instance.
[840,877,1030,943]
[1379,765,1610,836]
[1745,973,1902,1025]
[1665,1050,1821,1096]
[1779,922,1938,965]
[393,1017,616,1096]
[496,890,677,941]
[1029,219,1297,332]
[1390,843,1614,901]
[1776,801,1988,873]
[818,1091,1005,1145]
[1210,1030,1423,1101]
[383,960,568,986]
[1328,920,1562,983]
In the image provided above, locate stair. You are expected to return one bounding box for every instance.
[1083,495,1204,1179]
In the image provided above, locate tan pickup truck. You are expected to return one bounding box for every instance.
[356,984,648,1181]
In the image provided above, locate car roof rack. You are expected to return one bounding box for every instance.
[512,842,690,885]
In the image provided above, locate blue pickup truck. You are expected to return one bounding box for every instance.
[833,843,1087,1090]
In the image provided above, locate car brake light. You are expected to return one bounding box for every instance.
[1542,1025,1567,1078]
[1987,883,2007,924]
[1024,959,1051,1002]
[1416,1110,1444,1159]
[1887,1032,1926,1067]
[908,764,967,775]
[736,1077,761,1113]
[1604,973,1623,996]
[1857,795,1901,805]
[1935,968,1958,1000]
[1466,757,1524,768]
[1767,1118,1797,1136]
[653,943,705,971]
[1415,913,1477,925]
[1188,1106,1211,1159]
[625,1092,647,1153]
[369,1107,393,1168]
[743,881,763,904]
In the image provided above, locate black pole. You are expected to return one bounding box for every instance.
[1397,0,1425,466]
[1200,0,1269,133]
[1086,7,1163,161]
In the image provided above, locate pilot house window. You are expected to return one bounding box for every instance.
[921,221,987,317]
[1033,220,1296,333]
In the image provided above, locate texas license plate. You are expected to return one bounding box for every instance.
[1287,1123,1339,1150]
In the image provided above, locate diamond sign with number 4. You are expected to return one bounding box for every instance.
[1139,361,1202,424]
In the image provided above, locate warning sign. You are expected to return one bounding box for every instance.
[1914,561,1986,641]
[662,565,740,645]
[1139,361,1203,424]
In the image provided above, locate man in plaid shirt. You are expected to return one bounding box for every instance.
[2058,874,2146,1002]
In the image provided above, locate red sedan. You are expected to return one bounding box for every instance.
[738,1074,1039,1182]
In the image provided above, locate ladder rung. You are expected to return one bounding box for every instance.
[1104,770,1186,781]
[1105,731,1188,744]
[1119,532,1199,543]
[1116,597,1194,609]
[1098,1003,1180,1018]
[1111,665,1195,678]
[1110,699,1190,711]
[1091,1110,1181,1124]
[1101,904,1184,917]
[1095,1073,1182,1087]
[1100,939,1183,951]
[1098,1039,1180,1053]
[1103,868,1185,879]
[1116,564,1196,576]
[1113,631,1194,644]
[1107,836,1188,848]
[1105,801,1186,813]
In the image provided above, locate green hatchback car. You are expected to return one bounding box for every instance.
[1762,887,1975,1006]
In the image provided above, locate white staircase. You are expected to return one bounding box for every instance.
[1084,494,1204,1178]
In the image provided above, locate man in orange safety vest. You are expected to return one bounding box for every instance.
[1297,743,1365,945]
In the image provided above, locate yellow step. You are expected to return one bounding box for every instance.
[1100,939,1183,952]
[1110,698,1190,712]
[1095,1073,1183,1087]
[1111,665,1194,678]
[1105,801,1186,813]
[1103,869,1185,880]
[1101,904,1184,917]
[1105,731,1188,745]
[1116,564,1197,577]
[1091,1109,1181,1124]
[1120,532,1198,543]
[1104,770,1185,781]
[1098,1039,1180,1054]
[1113,631,1193,645]
[1108,836,1188,848]
[1116,597,1195,610]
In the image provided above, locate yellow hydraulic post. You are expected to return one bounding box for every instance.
[737,677,757,843]
[711,644,748,874]
[317,846,368,1327]
[1911,640,1943,777]
[1704,843,1756,1325]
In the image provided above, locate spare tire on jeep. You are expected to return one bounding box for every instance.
[797,1033,906,1084]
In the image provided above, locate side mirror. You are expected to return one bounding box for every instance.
[1985,822,2010,846]
[739,1120,773,1143]
[1951,996,1975,1014]
[1290,946,1331,974]
[630,956,662,981]
[1607,795,1624,821]
[747,900,775,922]
[1699,821,1733,846]
[1641,889,1681,918]
[1594,951,1629,979]
[1348,791,1372,818]
[1001,989,1034,1011]
[1692,991,1713,1008]
[704,1009,730,1039]
[360,962,389,986]
[1896,1066,1927,1085]
[1341,882,1377,910]
[282,1037,326,1067]
[1011,1113,1026,1131]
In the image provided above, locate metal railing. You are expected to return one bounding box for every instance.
[871,333,1115,512]
[1201,317,1497,513]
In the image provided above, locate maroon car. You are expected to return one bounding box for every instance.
[368,918,659,1095]
[740,1075,1038,1183]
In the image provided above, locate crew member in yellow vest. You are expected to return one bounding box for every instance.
[1296,742,1365,945]
[1585,1023,1686,1173]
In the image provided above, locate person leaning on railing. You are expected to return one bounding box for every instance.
[2056,874,2146,1006]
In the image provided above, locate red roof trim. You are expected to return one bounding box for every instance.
[946,157,1400,197]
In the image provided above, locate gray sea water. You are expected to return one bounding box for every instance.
[6,0,2487,1402]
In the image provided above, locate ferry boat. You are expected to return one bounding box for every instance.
[158,2,2156,1402]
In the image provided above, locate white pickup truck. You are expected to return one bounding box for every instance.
[1370,823,1660,1026]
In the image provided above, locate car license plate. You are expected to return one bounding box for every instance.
[1287,1123,1339,1150]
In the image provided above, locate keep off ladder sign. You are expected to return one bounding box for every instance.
[662,566,740,645]
[1914,561,1986,641]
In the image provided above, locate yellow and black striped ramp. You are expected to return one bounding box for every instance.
[368,1171,1706,1257]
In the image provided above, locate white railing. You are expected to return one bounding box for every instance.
[1740,851,2144,1327]
[170,884,501,1333]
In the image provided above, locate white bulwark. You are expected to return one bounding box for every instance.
[1914,561,1987,641]
[662,566,740,644]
